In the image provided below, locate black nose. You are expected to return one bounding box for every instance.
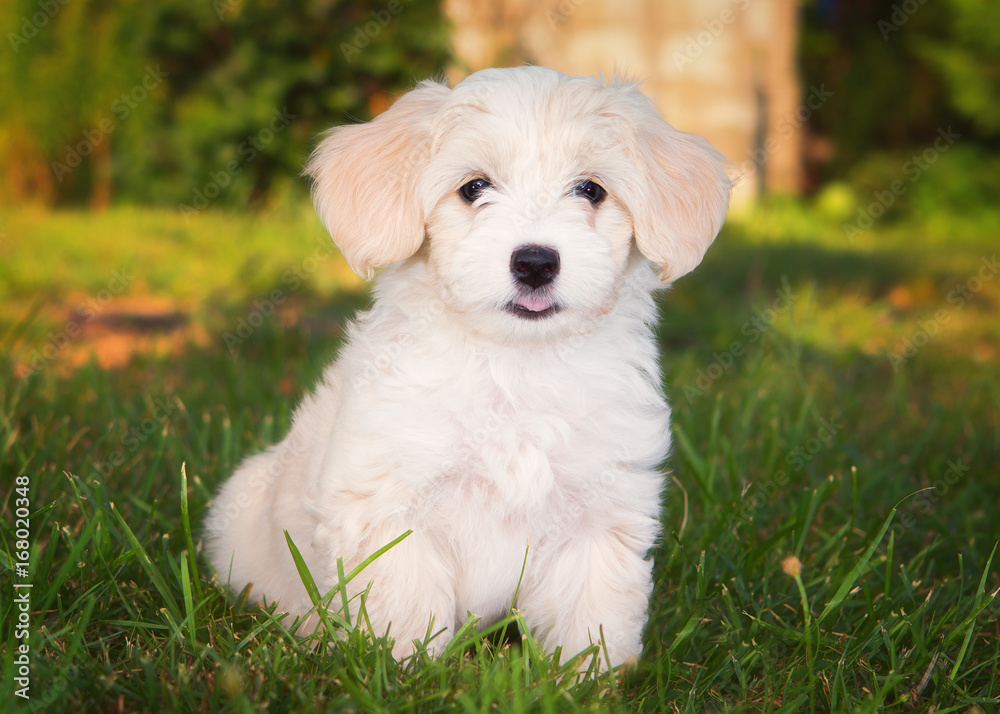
[510,245,560,289]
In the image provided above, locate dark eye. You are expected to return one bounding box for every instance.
[459,178,492,203]
[573,180,606,205]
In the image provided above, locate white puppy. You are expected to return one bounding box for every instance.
[205,66,731,669]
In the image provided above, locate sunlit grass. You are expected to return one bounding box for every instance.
[1,199,998,711]
[0,203,364,304]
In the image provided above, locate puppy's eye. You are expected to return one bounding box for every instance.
[459,178,492,203]
[573,180,606,206]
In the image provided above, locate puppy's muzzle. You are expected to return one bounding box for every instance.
[507,245,560,319]
[510,245,559,289]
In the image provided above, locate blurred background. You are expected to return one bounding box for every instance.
[2,0,999,414]
[1,0,998,412]
[2,0,998,212]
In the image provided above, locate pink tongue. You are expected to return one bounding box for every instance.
[516,296,551,312]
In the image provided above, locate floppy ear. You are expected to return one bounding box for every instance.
[304,81,451,277]
[623,109,733,284]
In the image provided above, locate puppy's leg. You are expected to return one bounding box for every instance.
[521,516,657,669]
[206,448,321,616]
[320,520,457,660]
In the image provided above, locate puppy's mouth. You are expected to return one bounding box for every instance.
[505,294,561,320]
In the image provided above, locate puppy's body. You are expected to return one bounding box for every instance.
[206,67,730,668]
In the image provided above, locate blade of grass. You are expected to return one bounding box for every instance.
[110,501,181,620]
[817,506,896,626]
[773,693,809,713]
[948,541,998,680]
[180,550,197,643]
[343,530,412,582]
[179,462,202,601]
[668,615,700,655]
[40,512,100,611]
[672,423,711,506]
[283,530,349,632]
[336,556,351,626]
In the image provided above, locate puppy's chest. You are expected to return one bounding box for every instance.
[425,359,633,507]
[361,320,668,510]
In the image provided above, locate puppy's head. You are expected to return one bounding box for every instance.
[306,67,731,341]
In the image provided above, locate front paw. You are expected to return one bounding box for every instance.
[520,538,654,670]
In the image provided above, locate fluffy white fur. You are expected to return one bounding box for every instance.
[205,66,731,669]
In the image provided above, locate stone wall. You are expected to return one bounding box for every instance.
[443,0,802,204]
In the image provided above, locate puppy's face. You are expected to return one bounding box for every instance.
[306,67,732,343]
[420,75,639,340]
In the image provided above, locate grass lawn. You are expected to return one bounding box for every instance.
[1,199,998,712]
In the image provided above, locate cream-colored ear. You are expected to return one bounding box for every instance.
[625,109,733,284]
[304,81,451,277]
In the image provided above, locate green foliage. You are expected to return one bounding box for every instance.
[1,0,155,205]
[143,0,449,209]
[838,144,1000,228]
[0,0,450,208]
[2,199,998,710]
[919,0,1000,138]
[800,0,1000,182]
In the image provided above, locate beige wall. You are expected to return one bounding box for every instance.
[443,0,802,204]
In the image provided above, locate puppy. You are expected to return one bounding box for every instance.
[205,66,731,669]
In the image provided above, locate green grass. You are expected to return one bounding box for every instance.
[1,199,998,712]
